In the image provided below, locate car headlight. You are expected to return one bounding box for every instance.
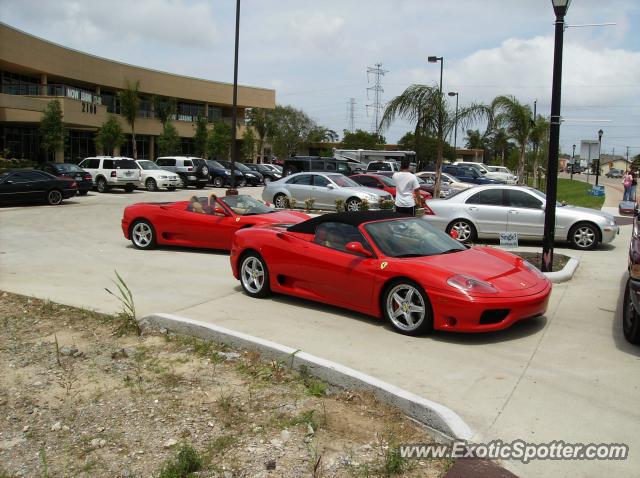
[224,171,231,175]
[447,274,498,294]
[159,175,168,179]
[247,173,255,178]
[521,260,546,280]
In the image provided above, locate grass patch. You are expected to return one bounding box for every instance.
[157,444,203,478]
[541,178,605,210]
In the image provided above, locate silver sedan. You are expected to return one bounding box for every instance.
[262,172,393,211]
[423,185,618,250]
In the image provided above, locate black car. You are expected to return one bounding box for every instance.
[242,162,282,184]
[625,214,640,344]
[283,156,350,176]
[206,160,246,188]
[0,170,78,206]
[442,165,503,185]
[217,160,263,186]
[38,162,93,195]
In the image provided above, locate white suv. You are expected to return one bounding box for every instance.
[135,160,181,191]
[79,156,142,193]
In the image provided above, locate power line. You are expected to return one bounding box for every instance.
[346,97,356,133]
[366,62,387,134]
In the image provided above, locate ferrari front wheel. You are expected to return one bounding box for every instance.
[383,280,433,335]
[240,252,271,298]
[130,220,156,250]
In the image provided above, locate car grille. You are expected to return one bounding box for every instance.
[479,309,510,325]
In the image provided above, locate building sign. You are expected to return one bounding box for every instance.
[499,232,518,249]
[82,102,97,114]
[66,87,80,100]
[65,86,101,104]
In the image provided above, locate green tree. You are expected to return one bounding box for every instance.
[193,116,209,158]
[529,114,550,186]
[241,128,256,161]
[381,84,489,197]
[268,105,318,159]
[246,108,270,162]
[465,129,485,150]
[398,131,455,164]
[39,99,65,161]
[157,123,180,156]
[486,128,514,166]
[207,121,232,160]
[118,79,141,158]
[491,95,534,184]
[153,96,176,126]
[95,115,125,155]
[341,129,385,149]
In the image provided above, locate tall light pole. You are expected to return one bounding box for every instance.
[596,129,603,186]
[571,143,576,180]
[227,0,241,196]
[428,55,444,197]
[542,0,571,273]
[448,91,459,158]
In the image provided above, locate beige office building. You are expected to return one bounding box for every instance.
[0,22,275,162]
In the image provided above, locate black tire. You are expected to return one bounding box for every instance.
[145,178,158,192]
[124,185,135,193]
[130,220,156,250]
[78,190,88,196]
[212,176,225,188]
[274,193,289,209]
[568,222,600,250]
[195,163,209,179]
[46,189,63,205]
[237,178,247,188]
[346,197,362,212]
[381,279,433,336]
[623,278,640,344]
[96,177,109,193]
[167,187,176,191]
[239,252,271,298]
[446,219,477,244]
[180,175,189,189]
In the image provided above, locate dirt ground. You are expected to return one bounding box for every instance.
[0,292,452,478]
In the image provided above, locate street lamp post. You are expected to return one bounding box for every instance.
[571,143,576,180]
[227,0,241,196]
[428,55,444,196]
[542,0,571,273]
[448,92,459,158]
[596,129,603,186]
[428,56,444,94]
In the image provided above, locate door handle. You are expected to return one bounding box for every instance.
[468,206,478,211]
[509,210,518,214]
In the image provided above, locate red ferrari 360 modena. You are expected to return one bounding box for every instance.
[230,211,552,335]
[122,194,309,251]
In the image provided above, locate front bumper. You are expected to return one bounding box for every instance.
[602,224,620,244]
[429,281,552,332]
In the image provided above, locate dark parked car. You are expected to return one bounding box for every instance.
[242,162,282,184]
[373,171,442,196]
[442,165,503,185]
[624,214,640,344]
[282,156,350,176]
[606,168,624,178]
[206,160,245,188]
[217,160,263,186]
[38,162,93,195]
[0,170,77,206]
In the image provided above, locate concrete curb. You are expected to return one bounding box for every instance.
[140,312,473,441]
[543,254,579,283]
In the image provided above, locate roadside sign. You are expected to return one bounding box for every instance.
[499,232,518,249]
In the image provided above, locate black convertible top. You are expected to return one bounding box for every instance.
[287,210,407,234]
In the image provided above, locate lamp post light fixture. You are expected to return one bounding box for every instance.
[571,143,576,180]
[541,0,571,273]
[428,55,445,197]
[448,91,459,157]
[427,56,444,94]
[227,0,241,196]
[596,128,603,186]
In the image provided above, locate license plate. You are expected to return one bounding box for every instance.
[125,172,132,176]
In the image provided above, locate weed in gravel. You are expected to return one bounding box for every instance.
[105,270,140,336]
[306,437,325,478]
[57,357,78,398]
[216,391,243,427]
[39,447,49,478]
[297,364,328,397]
[157,443,203,478]
[208,435,236,456]
[348,430,411,477]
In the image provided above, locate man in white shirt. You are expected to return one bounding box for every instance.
[392,158,420,216]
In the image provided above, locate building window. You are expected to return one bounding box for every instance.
[120,135,150,159]
[208,106,222,123]
[138,97,152,118]
[180,137,194,156]
[65,130,96,164]
[0,125,42,161]
[1,70,40,95]
[176,102,205,122]
[101,91,119,114]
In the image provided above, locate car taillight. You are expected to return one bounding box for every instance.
[111,171,117,177]
[70,181,77,188]
[187,167,193,171]
[422,203,435,215]
[84,174,92,181]
[61,175,73,180]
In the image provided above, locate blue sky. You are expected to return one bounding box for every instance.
[1,0,639,157]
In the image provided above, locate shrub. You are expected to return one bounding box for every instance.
[158,444,203,478]
[304,197,316,212]
[378,199,395,210]
[288,197,297,209]
[335,199,345,212]
[360,198,370,211]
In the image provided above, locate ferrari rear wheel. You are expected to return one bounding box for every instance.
[240,252,271,298]
[446,219,476,244]
[130,220,156,250]
[383,280,433,335]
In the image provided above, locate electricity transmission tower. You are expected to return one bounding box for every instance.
[346,98,356,133]
[366,62,387,134]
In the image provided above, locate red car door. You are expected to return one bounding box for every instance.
[162,205,238,250]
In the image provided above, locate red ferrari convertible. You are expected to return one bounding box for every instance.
[230,211,552,335]
[122,194,309,251]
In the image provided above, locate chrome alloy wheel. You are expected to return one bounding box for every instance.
[241,256,265,294]
[572,225,596,249]
[386,283,426,332]
[132,222,153,248]
[450,220,473,242]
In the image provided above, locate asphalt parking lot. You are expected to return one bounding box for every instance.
[1,185,639,478]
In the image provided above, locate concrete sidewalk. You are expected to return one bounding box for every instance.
[1,188,638,477]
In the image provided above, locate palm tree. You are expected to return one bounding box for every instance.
[491,95,534,184]
[529,115,550,187]
[487,128,512,166]
[465,129,485,150]
[118,80,141,159]
[381,84,489,197]
[153,96,176,127]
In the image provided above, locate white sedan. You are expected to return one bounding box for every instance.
[135,160,181,191]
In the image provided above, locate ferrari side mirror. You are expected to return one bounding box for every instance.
[213,206,227,216]
[346,242,372,258]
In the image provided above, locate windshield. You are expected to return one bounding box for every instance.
[327,174,359,187]
[235,163,251,172]
[377,175,396,187]
[57,164,84,173]
[137,160,162,170]
[208,160,224,169]
[528,188,563,207]
[220,195,274,215]
[365,219,467,257]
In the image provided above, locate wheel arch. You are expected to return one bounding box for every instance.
[567,220,602,245]
[377,275,432,318]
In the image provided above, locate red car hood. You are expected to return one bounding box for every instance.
[253,210,309,224]
[407,247,544,293]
